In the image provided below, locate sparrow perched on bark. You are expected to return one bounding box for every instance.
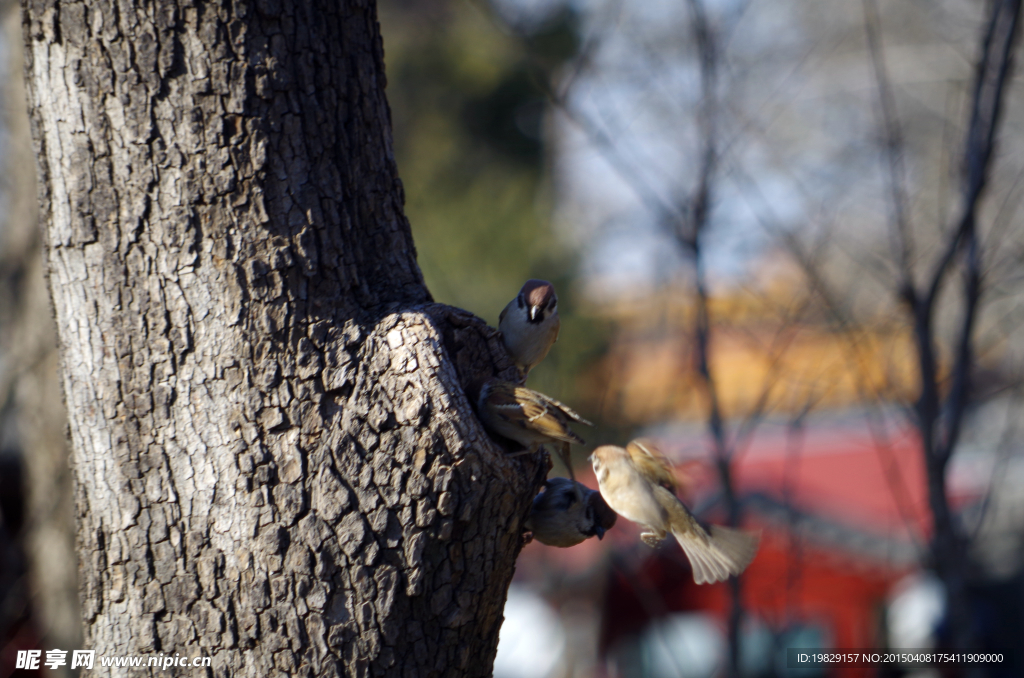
[526,478,619,547]
[590,439,760,584]
[472,379,592,485]
[499,279,560,378]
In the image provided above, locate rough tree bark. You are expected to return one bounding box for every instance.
[20,0,541,675]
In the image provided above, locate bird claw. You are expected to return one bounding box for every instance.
[640,532,663,548]
[521,531,534,546]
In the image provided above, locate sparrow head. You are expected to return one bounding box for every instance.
[534,477,578,512]
[528,477,610,547]
[518,279,557,323]
[585,489,618,539]
[590,444,628,481]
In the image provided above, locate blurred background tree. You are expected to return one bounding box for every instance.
[0,3,80,675]
[377,0,612,433]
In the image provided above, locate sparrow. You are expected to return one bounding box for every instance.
[526,478,618,547]
[590,439,760,584]
[472,379,592,486]
[499,279,560,378]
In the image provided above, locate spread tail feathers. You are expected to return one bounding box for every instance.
[673,525,760,585]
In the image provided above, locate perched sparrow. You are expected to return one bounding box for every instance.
[590,440,760,584]
[526,477,618,547]
[499,280,560,377]
[472,379,592,484]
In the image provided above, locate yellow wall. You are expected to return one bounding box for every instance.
[583,287,921,425]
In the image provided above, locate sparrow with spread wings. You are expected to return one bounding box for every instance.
[590,438,760,584]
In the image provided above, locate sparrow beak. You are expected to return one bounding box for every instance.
[595,526,606,540]
[529,305,540,321]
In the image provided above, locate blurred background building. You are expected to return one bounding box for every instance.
[2,0,1023,675]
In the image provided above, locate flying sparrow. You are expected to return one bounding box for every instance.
[472,379,592,485]
[499,279,560,378]
[526,477,619,547]
[590,439,760,584]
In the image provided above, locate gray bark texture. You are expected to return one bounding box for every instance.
[1,1,82,667]
[19,0,541,675]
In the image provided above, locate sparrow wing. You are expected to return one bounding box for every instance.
[653,485,760,584]
[483,381,527,414]
[525,387,593,426]
[626,438,677,493]
[519,397,586,444]
[486,383,585,445]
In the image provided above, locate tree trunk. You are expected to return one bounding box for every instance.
[20,0,539,675]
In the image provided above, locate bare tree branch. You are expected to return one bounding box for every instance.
[862,0,916,301]
[923,0,1020,315]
